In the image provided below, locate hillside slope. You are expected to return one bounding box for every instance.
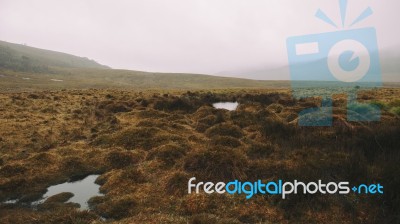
[0,67,290,91]
[0,40,109,72]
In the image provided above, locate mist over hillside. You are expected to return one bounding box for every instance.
[0,40,110,72]
[217,48,400,82]
[0,40,291,91]
[0,40,398,92]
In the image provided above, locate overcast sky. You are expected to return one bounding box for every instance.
[0,0,399,77]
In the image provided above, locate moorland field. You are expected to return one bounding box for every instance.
[0,87,399,224]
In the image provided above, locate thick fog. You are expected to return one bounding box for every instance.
[1,0,399,79]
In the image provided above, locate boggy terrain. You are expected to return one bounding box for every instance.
[0,88,399,223]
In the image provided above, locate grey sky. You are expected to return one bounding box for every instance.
[0,0,399,77]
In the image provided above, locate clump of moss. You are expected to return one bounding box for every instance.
[184,147,248,181]
[204,123,243,139]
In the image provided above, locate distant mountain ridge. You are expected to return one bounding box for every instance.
[217,48,400,82]
[0,40,110,72]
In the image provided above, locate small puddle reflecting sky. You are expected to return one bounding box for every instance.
[212,102,239,111]
[38,175,103,210]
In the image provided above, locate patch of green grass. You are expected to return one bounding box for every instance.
[370,100,388,110]
[390,106,400,116]
[388,99,400,107]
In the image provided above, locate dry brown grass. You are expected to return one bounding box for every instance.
[0,88,399,223]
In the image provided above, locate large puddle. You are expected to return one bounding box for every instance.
[212,102,239,111]
[35,175,103,210]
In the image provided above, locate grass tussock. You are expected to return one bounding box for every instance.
[210,136,242,148]
[113,127,162,150]
[147,143,187,167]
[44,192,74,204]
[246,140,276,159]
[164,171,190,196]
[105,150,142,169]
[184,146,248,181]
[95,195,138,219]
[204,122,243,138]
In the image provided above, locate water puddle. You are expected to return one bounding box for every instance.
[213,102,239,111]
[2,199,18,204]
[35,175,103,210]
